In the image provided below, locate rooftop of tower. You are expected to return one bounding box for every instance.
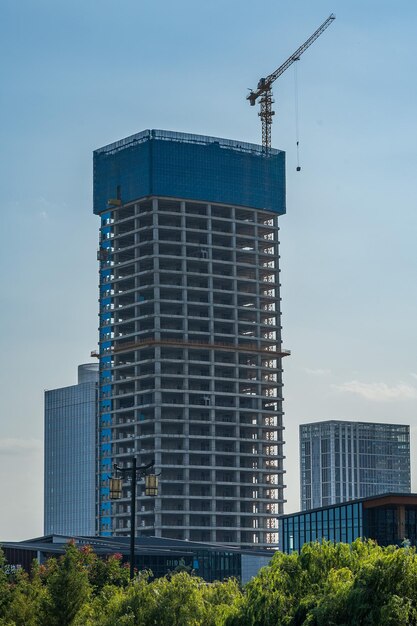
[93,129,286,215]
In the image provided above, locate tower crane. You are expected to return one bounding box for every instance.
[247,14,335,153]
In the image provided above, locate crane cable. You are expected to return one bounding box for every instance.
[294,60,301,171]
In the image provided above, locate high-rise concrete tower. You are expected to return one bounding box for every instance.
[94,129,287,547]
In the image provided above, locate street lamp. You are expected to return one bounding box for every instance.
[109,458,159,579]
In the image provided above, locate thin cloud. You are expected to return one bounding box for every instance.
[0,438,42,455]
[305,368,331,376]
[333,381,417,402]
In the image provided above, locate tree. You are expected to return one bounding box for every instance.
[230,540,417,626]
[0,548,12,620]
[79,571,243,626]
[5,539,417,625]
[73,545,130,594]
[2,562,47,626]
[41,542,91,626]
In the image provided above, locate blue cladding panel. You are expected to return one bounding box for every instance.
[93,129,285,215]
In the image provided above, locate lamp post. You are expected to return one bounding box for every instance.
[109,458,159,579]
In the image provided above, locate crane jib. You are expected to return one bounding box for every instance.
[247,13,336,150]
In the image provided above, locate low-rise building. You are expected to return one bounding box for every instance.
[279,493,417,553]
[2,534,273,584]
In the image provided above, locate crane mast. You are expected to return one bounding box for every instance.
[248,14,335,152]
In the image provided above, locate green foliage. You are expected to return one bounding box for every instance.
[86,571,242,626]
[77,545,130,593]
[2,563,47,626]
[4,539,417,625]
[231,539,417,626]
[0,548,12,619]
[41,542,91,626]
[203,578,243,625]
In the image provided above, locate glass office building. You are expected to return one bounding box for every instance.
[279,494,417,553]
[300,421,410,510]
[44,364,98,535]
[93,129,288,547]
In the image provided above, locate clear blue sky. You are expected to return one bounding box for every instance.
[1,0,417,539]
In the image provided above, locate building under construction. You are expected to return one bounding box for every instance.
[94,129,288,547]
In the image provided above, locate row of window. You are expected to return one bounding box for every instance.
[105,198,276,223]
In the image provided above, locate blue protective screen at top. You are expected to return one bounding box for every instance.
[93,135,285,215]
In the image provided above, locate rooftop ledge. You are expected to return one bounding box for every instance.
[94,129,282,158]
